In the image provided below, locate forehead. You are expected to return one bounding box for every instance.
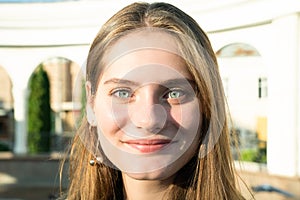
[100,30,193,84]
[104,29,180,62]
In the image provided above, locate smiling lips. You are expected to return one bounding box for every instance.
[123,139,172,153]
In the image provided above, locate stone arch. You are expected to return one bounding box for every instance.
[216,42,261,57]
[29,57,84,151]
[0,65,14,151]
[216,42,267,163]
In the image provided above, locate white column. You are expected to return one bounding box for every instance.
[13,86,28,154]
[297,16,300,178]
[267,14,300,176]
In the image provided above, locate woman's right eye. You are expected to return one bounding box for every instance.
[111,89,132,99]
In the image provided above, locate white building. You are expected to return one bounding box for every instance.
[0,0,299,177]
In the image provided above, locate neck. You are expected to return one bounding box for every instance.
[122,173,174,200]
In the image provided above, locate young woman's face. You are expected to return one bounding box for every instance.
[90,31,202,180]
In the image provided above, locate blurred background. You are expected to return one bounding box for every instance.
[0,0,299,199]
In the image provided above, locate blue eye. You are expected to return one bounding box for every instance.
[168,90,183,99]
[163,89,185,100]
[112,89,132,98]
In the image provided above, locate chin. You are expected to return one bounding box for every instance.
[124,167,173,181]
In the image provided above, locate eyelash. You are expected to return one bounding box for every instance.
[162,89,185,99]
[110,88,133,99]
[110,87,186,105]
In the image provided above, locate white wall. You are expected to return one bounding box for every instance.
[0,0,299,176]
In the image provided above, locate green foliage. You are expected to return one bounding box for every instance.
[241,148,267,163]
[240,149,256,162]
[27,65,51,153]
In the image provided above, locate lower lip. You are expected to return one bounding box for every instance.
[125,142,170,153]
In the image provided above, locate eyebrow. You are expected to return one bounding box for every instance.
[103,78,196,87]
[103,78,140,86]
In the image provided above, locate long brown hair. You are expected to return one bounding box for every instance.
[62,2,245,199]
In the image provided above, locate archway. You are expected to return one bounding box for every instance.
[216,42,267,163]
[0,66,14,151]
[29,57,83,152]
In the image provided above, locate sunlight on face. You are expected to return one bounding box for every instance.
[91,30,202,180]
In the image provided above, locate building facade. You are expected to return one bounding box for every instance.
[0,0,299,177]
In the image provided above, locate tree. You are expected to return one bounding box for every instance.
[27,65,51,153]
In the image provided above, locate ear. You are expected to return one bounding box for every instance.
[86,81,97,127]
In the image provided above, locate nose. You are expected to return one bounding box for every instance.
[129,93,167,134]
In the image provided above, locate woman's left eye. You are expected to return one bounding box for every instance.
[168,90,183,99]
[163,89,185,100]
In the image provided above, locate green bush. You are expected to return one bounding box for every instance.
[241,148,267,163]
[240,149,256,162]
[27,65,51,153]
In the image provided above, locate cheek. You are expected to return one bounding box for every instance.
[94,94,128,136]
[169,100,201,130]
